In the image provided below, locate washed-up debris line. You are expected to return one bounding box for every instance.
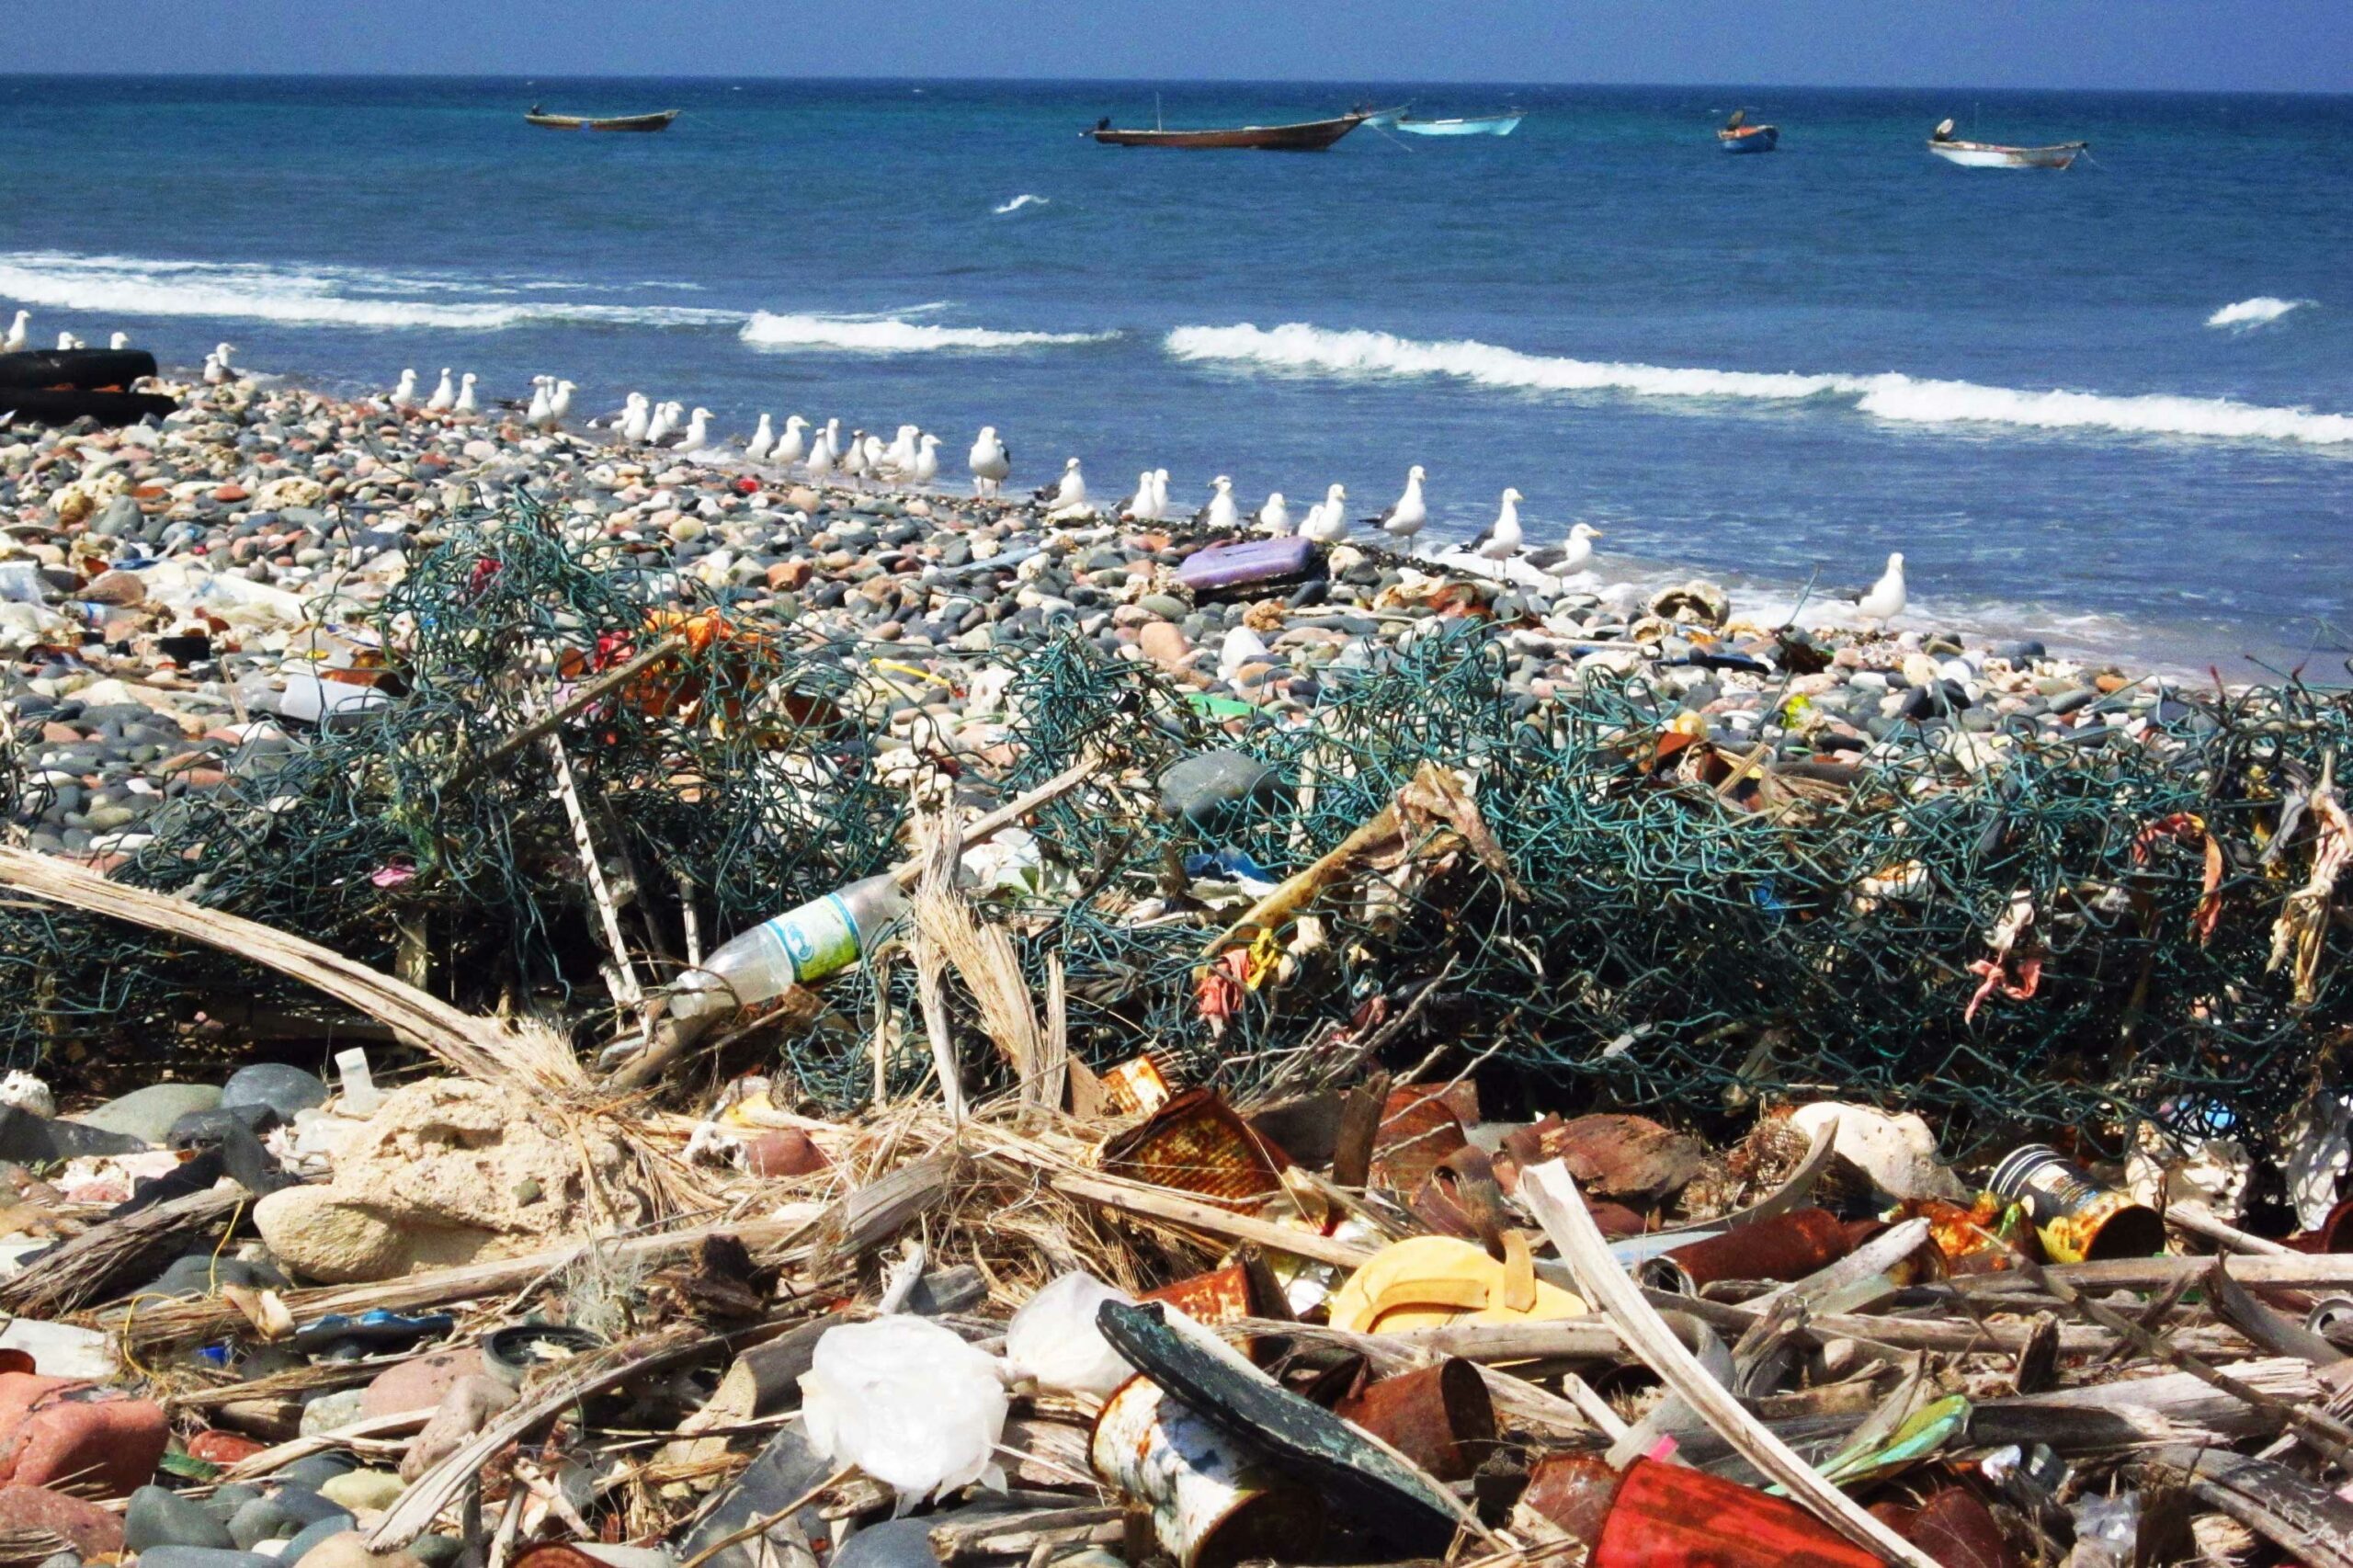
[0,369,2348,1567]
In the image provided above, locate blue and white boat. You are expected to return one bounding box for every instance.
[1717,109,1779,153]
[1394,111,1523,138]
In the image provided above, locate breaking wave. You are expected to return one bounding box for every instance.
[2206,296,2311,330]
[1165,322,2353,449]
[0,251,740,331]
[739,312,1111,353]
[993,194,1050,215]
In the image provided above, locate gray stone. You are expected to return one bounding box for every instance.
[279,1515,359,1566]
[221,1062,330,1121]
[135,1550,278,1568]
[71,1081,220,1143]
[407,1535,463,1568]
[126,1485,237,1552]
[275,1454,360,1493]
[1157,750,1289,835]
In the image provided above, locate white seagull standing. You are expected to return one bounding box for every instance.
[969,426,1010,498]
[1529,520,1603,575]
[842,430,872,487]
[882,425,920,480]
[524,377,552,428]
[678,406,713,454]
[774,415,809,468]
[1857,551,1907,627]
[201,351,226,386]
[1371,464,1428,544]
[390,369,419,409]
[912,433,941,486]
[454,373,479,416]
[645,400,679,445]
[619,393,652,443]
[1253,492,1290,535]
[1300,483,1349,543]
[2,312,27,352]
[425,369,456,415]
[1037,457,1087,513]
[1119,471,1156,522]
[1472,488,1525,560]
[1196,475,1240,531]
[108,332,130,351]
[55,332,79,351]
[545,379,574,428]
[806,423,838,483]
[745,414,776,463]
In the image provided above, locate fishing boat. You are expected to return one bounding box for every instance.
[1717,109,1779,153]
[524,106,680,132]
[1394,111,1523,138]
[1086,109,1379,151]
[1927,119,2086,169]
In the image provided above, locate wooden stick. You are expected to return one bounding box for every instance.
[548,733,643,1012]
[471,631,688,776]
[2168,1200,2293,1256]
[1051,1171,1380,1269]
[1519,1161,1938,1568]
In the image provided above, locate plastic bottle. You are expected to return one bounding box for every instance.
[666,874,908,1034]
[335,1048,383,1117]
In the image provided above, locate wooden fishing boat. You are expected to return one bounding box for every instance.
[1394,111,1523,138]
[1717,110,1779,153]
[1927,120,2086,169]
[524,106,680,132]
[1086,110,1376,151]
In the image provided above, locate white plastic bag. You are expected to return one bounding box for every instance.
[1003,1271,1135,1398]
[799,1315,1007,1511]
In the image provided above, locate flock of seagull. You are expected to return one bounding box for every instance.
[0,310,1911,619]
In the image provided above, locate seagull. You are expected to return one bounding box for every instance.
[1300,483,1349,543]
[619,392,651,443]
[1528,521,1603,575]
[775,414,809,468]
[425,369,456,414]
[1219,624,1271,679]
[678,406,714,454]
[1036,457,1086,511]
[1370,464,1428,544]
[806,424,838,483]
[213,342,236,370]
[745,414,775,463]
[1117,471,1155,522]
[842,429,872,487]
[1253,491,1290,535]
[1471,488,1525,560]
[545,379,574,428]
[1195,475,1240,530]
[54,331,78,351]
[645,400,679,445]
[970,426,1010,497]
[1857,551,1907,627]
[391,369,418,409]
[912,433,940,485]
[524,377,552,429]
[882,424,920,479]
[2,312,26,352]
[108,332,130,351]
[200,351,226,386]
[454,372,479,415]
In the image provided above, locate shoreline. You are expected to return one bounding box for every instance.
[0,368,2275,867]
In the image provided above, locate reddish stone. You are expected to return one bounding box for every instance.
[39,722,80,745]
[1138,621,1192,672]
[360,1347,484,1421]
[212,484,249,504]
[767,559,812,592]
[0,1373,167,1497]
[81,571,146,607]
[0,1483,124,1556]
[186,1428,267,1463]
[744,1129,830,1178]
[512,1548,602,1568]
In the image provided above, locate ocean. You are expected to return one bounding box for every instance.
[3,76,2348,675]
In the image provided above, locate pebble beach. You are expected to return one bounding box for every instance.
[0,363,2228,866]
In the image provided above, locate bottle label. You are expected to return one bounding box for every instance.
[756,892,863,985]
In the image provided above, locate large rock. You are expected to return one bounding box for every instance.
[0,1483,125,1556]
[360,1348,484,1421]
[316,1469,404,1513]
[221,1062,330,1123]
[67,1080,220,1143]
[125,1483,236,1551]
[253,1079,641,1284]
[1787,1102,1963,1201]
[0,1372,168,1495]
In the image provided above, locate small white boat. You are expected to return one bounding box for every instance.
[1394,111,1523,138]
[1927,119,2086,169]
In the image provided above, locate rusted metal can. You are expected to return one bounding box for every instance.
[1988,1144,2165,1264]
[1591,1458,1881,1568]
[1870,1487,2020,1568]
[1091,1375,1325,1568]
[1640,1207,1852,1293]
[1101,1087,1290,1206]
[1516,1450,1625,1544]
[1330,1358,1496,1482]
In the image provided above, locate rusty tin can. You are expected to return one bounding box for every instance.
[1640,1207,1852,1293]
[1331,1358,1496,1482]
[1988,1144,2165,1264]
[1101,1087,1290,1206]
[1888,1194,2043,1277]
[1091,1374,1325,1568]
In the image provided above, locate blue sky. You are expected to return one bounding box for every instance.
[10,0,2350,92]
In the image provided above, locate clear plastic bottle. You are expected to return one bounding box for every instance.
[665,874,908,1035]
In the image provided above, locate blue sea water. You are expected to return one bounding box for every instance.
[2,76,2348,675]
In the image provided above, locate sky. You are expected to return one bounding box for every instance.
[6,0,2350,93]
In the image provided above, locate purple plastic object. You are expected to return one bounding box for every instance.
[1176,537,1320,595]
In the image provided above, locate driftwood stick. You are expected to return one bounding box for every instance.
[472,631,688,776]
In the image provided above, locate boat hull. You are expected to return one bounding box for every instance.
[1718,125,1779,153]
[1089,113,1370,151]
[1927,139,2085,169]
[525,109,679,132]
[1394,114,1522,137]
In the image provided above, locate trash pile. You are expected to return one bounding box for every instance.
[0,369,2350,1567]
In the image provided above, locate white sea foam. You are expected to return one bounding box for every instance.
[994,194,1050,215]
[2206,296,2311,330]
[740,312,1110,353]
[1165,321,2353,449]
[0,251,737,331]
